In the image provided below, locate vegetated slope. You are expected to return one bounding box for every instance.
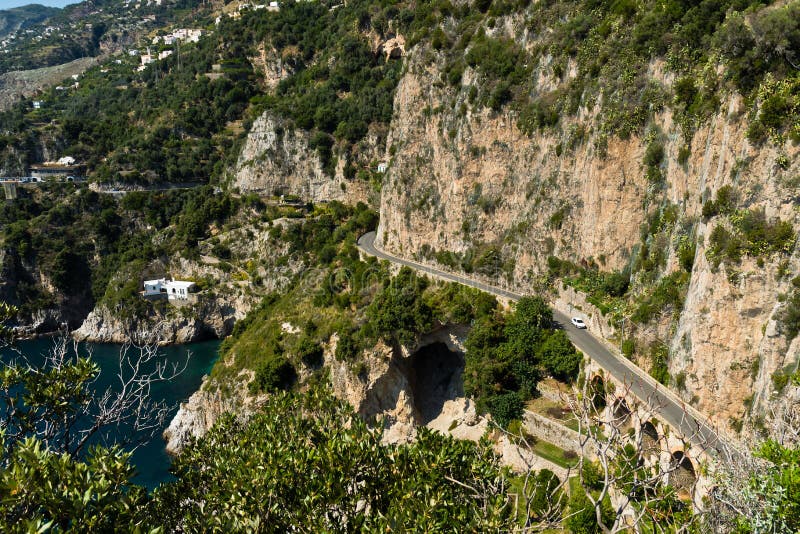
[0,21,256,181]
[372,0,800,437]
[0,0,406,184]
[0,4,60,40]
[0,183,246,333]
[1,0,797,439]
[0,0,415,334]
[0,57,98,111]
[0,0,198,74]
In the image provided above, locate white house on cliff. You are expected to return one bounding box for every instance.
[142,278,197,301]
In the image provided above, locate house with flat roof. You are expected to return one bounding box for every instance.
[142,278,197,301]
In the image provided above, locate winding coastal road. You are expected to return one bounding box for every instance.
[358,231,730,456]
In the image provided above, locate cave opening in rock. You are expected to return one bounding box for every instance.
[407,342,464,425]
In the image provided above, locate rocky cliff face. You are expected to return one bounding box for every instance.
[0,247,94,337]
[327,325,482,444]
[232,111,374,204]
[374,43,799,435]
[166,324,485,454]
[72,296,242,345]
[164,370,264,455]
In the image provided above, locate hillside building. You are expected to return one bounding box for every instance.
[142,278,197,301]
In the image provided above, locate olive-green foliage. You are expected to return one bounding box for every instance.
[770,365,799,393]
[335,329,361,361]
[564,487,613,534]
[484,391,524,428]
[582,461,605,491]
[250,353,296,394]
[244,0,404,156]
[630,271,689,324]
[716,3,800,95]
[779,278,800,341]
[707,209,796,268]
[529,469,563,520]
[676,234,697,272]
[0,439,148,532]
[363,267,433,346]
[296,335,324,368]
[539,330,583,382]
[149,390,514,531]
[734,440,800,532]
[702,185,737,218]
[547,256,629,315]
[0,353,98,455]
[648,343,670,386]
[621,338,636,359]
[465,297,582,427]
[643,139,665,168]
[425,283,498,325]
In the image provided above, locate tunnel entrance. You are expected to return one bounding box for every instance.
[669,451,697,492]
[408,342,464,425]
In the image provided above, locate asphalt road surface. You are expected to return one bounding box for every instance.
[358,231,730,456]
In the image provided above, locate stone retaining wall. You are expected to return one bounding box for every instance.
[522,411,582,455]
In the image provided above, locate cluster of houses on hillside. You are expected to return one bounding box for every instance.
[132,28,203,71]
[152,28,202,45]
[215,1,279,23]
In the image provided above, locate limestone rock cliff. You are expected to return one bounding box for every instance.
[165,324,484,453]
[327,325,484,444]
[72,297,240,345]
[376,42,799,435]
[232,111,373,204]
[164,370,265,455]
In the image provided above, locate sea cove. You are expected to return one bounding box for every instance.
[0,338,220,489]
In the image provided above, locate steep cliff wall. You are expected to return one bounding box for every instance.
[232,111,374,204]
[377,43,800,435]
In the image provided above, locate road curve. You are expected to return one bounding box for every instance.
[358,231,730,456]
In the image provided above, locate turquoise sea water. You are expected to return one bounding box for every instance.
[0,338,220,489]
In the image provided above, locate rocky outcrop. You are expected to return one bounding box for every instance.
[376,41,800,434]
[327,325,482,443]
[71,297,239,345]
[378,35,405,60]
[232,112,373,204]
[249,44,294,90]
[164,324,483,453]
[0,247,94,337]
[73,213,305,345]
[164,371,265,455]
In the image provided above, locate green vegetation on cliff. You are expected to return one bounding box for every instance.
[465,296,583,427]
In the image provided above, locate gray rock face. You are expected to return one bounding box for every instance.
[232,111,372,203]
[72,298,237,346]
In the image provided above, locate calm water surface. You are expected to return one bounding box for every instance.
[1,338,220,489]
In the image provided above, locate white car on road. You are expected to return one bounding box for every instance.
[571,317,587,329]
